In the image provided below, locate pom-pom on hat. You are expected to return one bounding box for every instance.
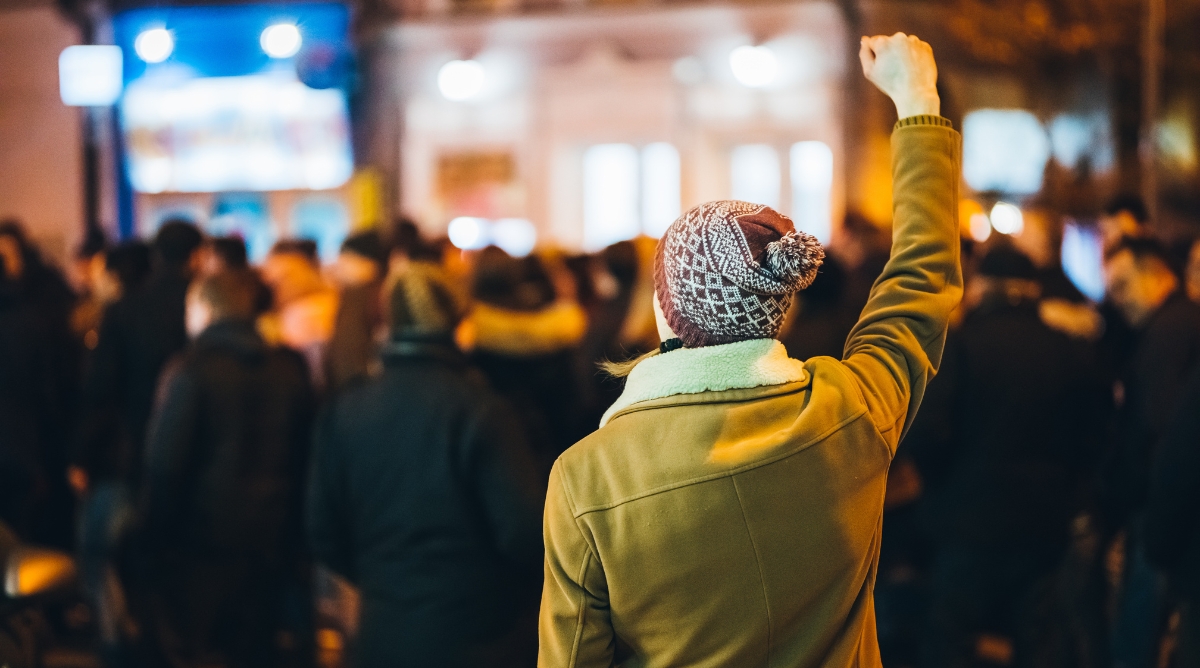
[655,200,824,348]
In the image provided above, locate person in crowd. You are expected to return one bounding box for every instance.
[81,219,204,490]
[779,253,853,360]
[1102,237,1200,668]
[467,247,588,467]
[200,236,249,275]
[1014,207,1090,303]
[0,220,81,547]
[572,238,659,425]
[1144,363,1200,666]
[260,240,339,389]
[141,269,315,668]
[539,33,961,667]
[1099,195,1151,253]
[327,230,389,391]
[308,260,545,668]
[70,228,111,345]
[914,246,1110,668]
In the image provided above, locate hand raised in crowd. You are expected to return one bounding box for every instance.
[859,32,941,119]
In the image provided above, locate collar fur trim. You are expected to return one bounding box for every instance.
[600,338,808,427]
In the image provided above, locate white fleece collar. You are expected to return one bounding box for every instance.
[600,338,808,427]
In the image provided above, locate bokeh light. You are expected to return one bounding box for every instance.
[729,45,778,88]
[990,202,1024,236]
[261,24,303,59]
[134,28,174,63]
[438,60,486,101]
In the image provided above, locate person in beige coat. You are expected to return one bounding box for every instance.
[539,33,962,668]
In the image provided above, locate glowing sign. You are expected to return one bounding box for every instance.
[121,73,353,193]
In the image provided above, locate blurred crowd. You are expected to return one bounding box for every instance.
[0,192,1199,668]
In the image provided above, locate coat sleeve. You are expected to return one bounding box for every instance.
[539,464,616,668]
[140,358,199,541]
[841,116,963,453]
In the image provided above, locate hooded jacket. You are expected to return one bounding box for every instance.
[538,117,962,668]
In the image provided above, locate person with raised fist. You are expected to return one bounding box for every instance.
[537,33,962,668]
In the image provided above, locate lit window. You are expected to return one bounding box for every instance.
[962,109,1050,195]
[731,144,780,210]
[641,143,681,238]
[790,141,833,244]
[583,144,640,251]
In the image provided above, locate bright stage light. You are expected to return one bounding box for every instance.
[261,24,302,59]
[134,28,174,63]
[990,202,1024,236]
[729,45,778,88]
[438,60,485,101]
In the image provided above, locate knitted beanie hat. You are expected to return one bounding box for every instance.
[655,200,825,348]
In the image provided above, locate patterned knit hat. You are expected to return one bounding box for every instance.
[655,200,825,348]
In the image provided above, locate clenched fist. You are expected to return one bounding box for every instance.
[859,33,940,120]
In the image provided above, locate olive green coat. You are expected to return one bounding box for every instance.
[539,117,963,668]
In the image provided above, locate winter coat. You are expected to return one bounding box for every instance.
[915,295,1111,549]
[539,117,962,668]
[1102,292,1200,527]
[80,266,192,485]
[141,319,314,558]
[308,337,546,668]
[1144,363,1200,602]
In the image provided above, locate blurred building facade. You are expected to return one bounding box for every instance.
[2,0,1200,259]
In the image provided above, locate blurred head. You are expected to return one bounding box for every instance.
[389,217,422,260]
[261,247,325,308]
[1100,194,1149,250]
[472,246,557,312]
[154,219,203,270]
[1186,238,1200,304]
[97,242,152,303]
[1104,238,1179,328]
[333,231,387,288]
[201,237,248,276]
[73,227,108,292]
[0,219,34,280]
[654,201,823,347]
[270,239,319,266]
[385,261,467,339]
[968,244,1041,309]
[1012,208,1060,269]
[186,269,259,338]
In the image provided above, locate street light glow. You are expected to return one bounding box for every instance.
[261,24,302,59]
[134,28,174,63]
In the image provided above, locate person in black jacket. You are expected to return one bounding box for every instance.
[0,220,80,548]
[917,247,1111,668]
[1103,237,1200,668]
[142,269,315,668]
[79,220,204,490]
[1144,364,1200,666]
[308,261,545,668]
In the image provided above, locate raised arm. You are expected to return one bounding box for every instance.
[842,34,964,453]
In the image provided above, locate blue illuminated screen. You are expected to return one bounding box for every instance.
[114,4,353,194]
